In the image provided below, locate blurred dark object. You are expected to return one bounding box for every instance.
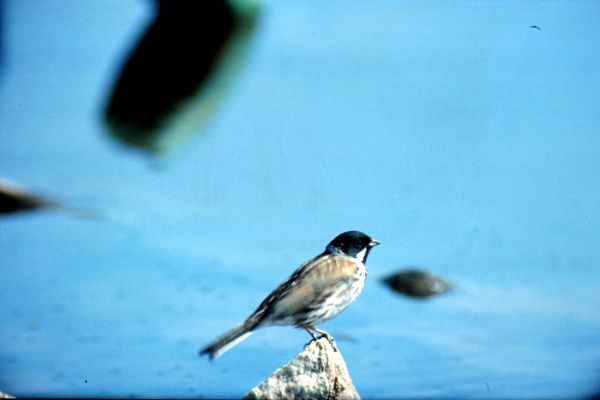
[583,390,600,400]
[0,178,55,214]
[104,0,260,153]
[382,269,453,299]
[0,178,103,220]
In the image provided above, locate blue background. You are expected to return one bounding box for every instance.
[1,1,599,398]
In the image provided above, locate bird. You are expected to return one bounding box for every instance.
[529,25,541,31]
[199,230,380,360]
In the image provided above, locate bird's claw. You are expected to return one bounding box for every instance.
[318,334,337,352]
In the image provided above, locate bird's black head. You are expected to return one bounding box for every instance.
[326,230,380,263]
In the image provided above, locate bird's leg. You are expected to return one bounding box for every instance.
[309,326,337,352]
[312,327,333,342]
[304,328,319,341]
[303,327,321,349]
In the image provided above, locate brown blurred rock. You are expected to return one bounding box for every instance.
[243,337,360,400]
[382,269,453,298]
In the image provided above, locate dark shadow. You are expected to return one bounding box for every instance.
[104,0,260,154]
[583,387,600,400]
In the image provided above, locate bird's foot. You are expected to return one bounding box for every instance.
[307,327,337,352]
[303,328,319,348]
[319,334,337,352]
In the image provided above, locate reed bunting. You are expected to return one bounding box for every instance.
[200,230,380,359]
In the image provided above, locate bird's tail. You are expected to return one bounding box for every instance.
[199,322,255,360]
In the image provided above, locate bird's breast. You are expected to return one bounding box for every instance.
[312,261,366,323]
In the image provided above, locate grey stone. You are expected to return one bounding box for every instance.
[243,337,360,400]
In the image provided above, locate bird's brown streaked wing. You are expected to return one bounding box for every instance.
[269,255,358,319]
[245,254,322,325]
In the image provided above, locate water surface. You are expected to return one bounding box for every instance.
[1,1,599,398]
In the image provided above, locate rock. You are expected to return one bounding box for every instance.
[104,0,261,153]
[0,177,104,220]
[382,269,453,298]
[0,391,14,398]
[243,337,360,400]
[0,177,53,214]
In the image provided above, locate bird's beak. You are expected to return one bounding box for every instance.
[369,239,381,247]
